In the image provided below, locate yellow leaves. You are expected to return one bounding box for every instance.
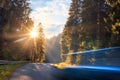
[115,22,120,26]
[92,46,97,50]
[118,0,120,3]
[65,55,72,64]
[112,22,120,34]
[106,0,119,7]
[75,55,81,65]
[103,18,107,23]
[112,25,116,30]
[109,13,115,21]
[80,41,86,46]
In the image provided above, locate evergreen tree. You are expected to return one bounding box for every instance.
[106,0,120,46]
[37,23,46,62]
[81,0,112,48]
[0,0,33,60]
[66,0,82,26]
[61,0,82,56]
[61,0,118,63]
[31,23,46,62]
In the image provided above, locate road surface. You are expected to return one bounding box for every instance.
[8,63,120,80]
[8,63,68,80]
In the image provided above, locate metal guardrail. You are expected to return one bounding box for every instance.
[0,60,27,65]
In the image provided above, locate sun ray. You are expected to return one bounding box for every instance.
[30,30,39,38]
[14,37,27,43]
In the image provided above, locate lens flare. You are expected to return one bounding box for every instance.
[30,29,39,38]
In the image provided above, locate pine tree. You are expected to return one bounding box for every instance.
[31,23,46,62]
[81,0,112,48]
[66,0,82,26]
[0,0,33,60]
[61,0,115,62]
[61,0,82,56]
[106,0,120,46]
[37,23,46,62]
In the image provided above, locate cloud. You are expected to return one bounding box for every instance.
[30,0,71,39]
[30,0,52,9]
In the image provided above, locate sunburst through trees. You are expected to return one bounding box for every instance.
[29,23,46,62]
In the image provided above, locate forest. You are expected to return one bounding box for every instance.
[0,0,120,80]
[0,0,120,64]
[0,0,45,62]
[61,0,120,56]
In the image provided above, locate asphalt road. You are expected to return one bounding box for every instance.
[8,63,69,80]
[9,63,120,80]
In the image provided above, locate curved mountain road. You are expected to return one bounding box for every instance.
[8,63,120,80]
[8,63,68,80]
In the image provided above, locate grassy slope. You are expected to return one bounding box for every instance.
[0,63,27,80]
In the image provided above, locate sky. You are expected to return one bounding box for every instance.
[30,0,71,39]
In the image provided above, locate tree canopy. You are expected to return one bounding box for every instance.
[61,0,120,56]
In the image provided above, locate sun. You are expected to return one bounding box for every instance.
[30,29,39,38]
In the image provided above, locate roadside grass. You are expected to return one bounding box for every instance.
[0,63,28,80]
